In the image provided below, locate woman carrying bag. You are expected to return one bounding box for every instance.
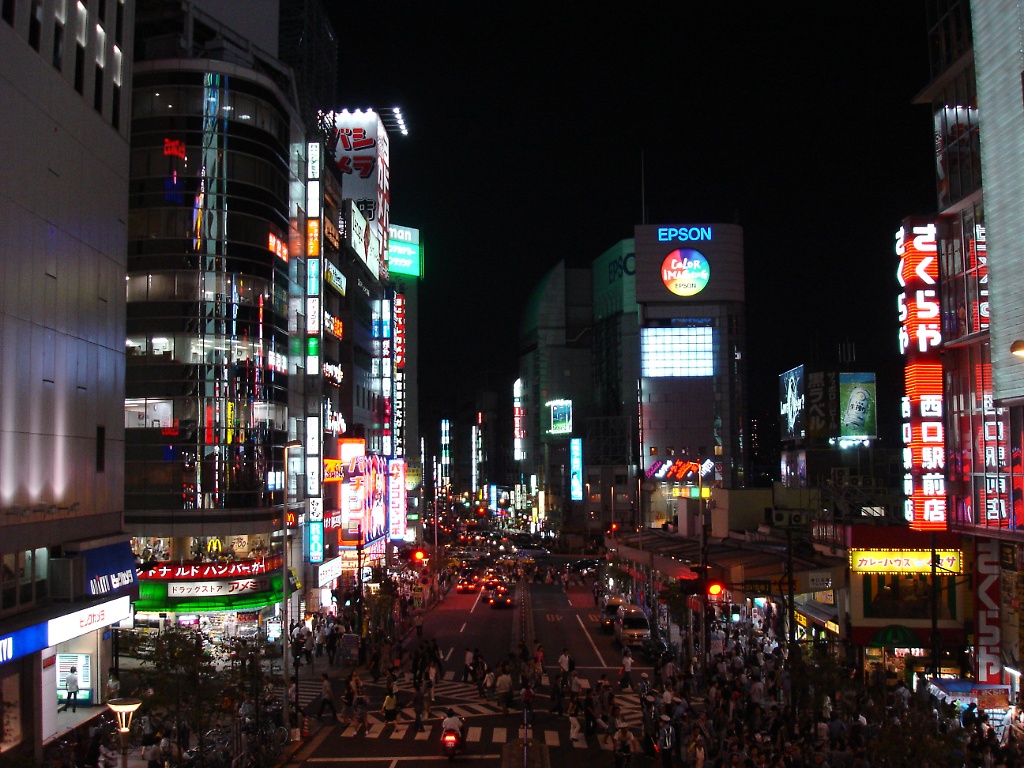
[382,690,400,722]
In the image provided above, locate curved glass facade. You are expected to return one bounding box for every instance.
[125,69,295,523]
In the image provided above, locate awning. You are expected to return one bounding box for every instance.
[929,678,1010,710]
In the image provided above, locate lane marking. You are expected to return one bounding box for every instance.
[577,613,607,668]
[445,646,453,661]
[460,622,466,633]
[307,757,502,763]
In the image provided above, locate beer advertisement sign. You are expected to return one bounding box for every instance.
[839,372,876,439]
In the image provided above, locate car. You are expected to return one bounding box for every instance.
[570,558,603,575]
[488,590,514,608]
[601,595,626,632]
[456,579,477,593]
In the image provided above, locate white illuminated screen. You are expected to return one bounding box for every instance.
[641,327,714,377]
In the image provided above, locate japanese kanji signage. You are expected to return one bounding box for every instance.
[138,556,283,581]
[849,548,962,574]
[168,577,273,597]
[896,220,946,531]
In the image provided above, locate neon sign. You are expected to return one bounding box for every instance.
[657,226,713,242]
[896,220,946,531]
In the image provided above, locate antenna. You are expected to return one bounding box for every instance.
[640,148,648,225]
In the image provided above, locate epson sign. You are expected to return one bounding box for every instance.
[658,226,713,242]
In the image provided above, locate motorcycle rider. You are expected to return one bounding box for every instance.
[441,708,464,745]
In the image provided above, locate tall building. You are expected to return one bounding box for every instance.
[126,0,308,637]
[0,0,137,759]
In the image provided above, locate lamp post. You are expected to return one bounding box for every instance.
[106,697,142,768]
[281,438,302,727]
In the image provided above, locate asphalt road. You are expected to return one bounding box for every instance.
[283,573,655,767]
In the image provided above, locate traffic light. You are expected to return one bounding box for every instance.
[706,581,725,598]
[411,549,427,564]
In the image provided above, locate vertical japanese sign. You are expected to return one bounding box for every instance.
[514,379,526,461]
[896,220,946,531]
[388,458,407,541]
[331,110,389,282]
[393,293,406,458]
[570,438,583,502]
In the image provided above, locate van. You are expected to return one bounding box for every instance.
[601,594,626,632]
[614,605,652,649]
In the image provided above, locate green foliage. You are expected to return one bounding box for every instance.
[135,627,235,750]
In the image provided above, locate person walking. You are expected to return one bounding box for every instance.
[620,651,634,692]
[317,673,338,720]
[59,666,79,713]
[381,690,400,723]
[411,683,426,732]
[414,613,424,638]
[496,666,513,715]
[656,714,675,768]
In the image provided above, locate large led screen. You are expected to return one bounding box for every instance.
[546,400,573,434]
[569,438,583,502]
[839,372,876,439]
[640,326,713,377]
[779,365,806,440]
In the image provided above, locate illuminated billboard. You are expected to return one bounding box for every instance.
[839,372,876,439]
[546,400,573,434]
[896,220,946,532]
[388,224,422,278]
[393,294,406,457]
[340,454,389,544]
[569,438,583,501]
[779,365,806,440]
[634,223,744,304]
[330,110,389,281]
[513,379,526,461]
[641,326,713,377]
[661,249,710,296]
[388,459,408,541]
[342,199,382,280]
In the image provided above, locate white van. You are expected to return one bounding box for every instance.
[614,605,651,649]
[601,594,626,632]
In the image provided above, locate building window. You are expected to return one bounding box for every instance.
[74,43,84,93]
[111,82,120,129]
[53,21,65,69]
[96,425,106,472]
[29,1,43,50]
[2,0,13,26]
[641,326,715,377]
[94,64,103,111]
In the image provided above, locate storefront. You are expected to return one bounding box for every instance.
[134,555,288,646]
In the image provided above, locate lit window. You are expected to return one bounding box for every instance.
[641,326,714,377]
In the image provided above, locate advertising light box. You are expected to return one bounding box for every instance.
[839,372,876,439]
[779,365,806,441]
[634,223,744,304]
[388,224,422,278]
[546,400,573,435]
[569,438,583,501]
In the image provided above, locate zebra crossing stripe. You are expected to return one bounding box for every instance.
[390,725,408,739]
[544,731,559,747]
[366,722,383,738]
[465,726,482,742]
[443,670,456,681]
[414,728,431,741]
[492,727,507,743]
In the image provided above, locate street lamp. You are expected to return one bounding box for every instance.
[281,438,302,728]
[106,697,142,768]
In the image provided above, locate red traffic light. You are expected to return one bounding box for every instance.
[412,549,427,562]
[707,581,725,598]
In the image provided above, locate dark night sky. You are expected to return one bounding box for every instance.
[332,5,938,442]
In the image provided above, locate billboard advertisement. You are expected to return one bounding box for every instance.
[839,372,876,439]
[779,365,806,441]
[897,220,946,532]
[634,223,744,304]
[340,454,389,544]
[330,110,389,281]
[342,199,382,280]
[388,224,422,278]
[546,400,573,435]
[569,438,583,502]
[388,459,407,541]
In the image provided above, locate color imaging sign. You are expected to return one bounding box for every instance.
[896,220,946,531]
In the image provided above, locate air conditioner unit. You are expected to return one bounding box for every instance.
[772,510,789,526]
[50,557,86,601]
[789,511,807,526]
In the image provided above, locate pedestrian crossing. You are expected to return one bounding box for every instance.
[331,719,635,750]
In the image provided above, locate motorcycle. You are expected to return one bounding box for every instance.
[442,728,462,760]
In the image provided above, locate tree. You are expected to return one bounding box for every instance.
[135,626,236,765]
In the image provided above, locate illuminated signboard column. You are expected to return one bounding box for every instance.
[381,291,394,457]
[440,420,451,493]
[393,293,406,458]
[570,438,583,502]
[306,141,324,560]
[513,378,526,462]
[896,220,946,531]
[388,458,408,541]
[471,423,480,494]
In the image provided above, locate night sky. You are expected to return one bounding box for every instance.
[333,5,938,444]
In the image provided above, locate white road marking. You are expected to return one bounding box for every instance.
[577,613,607,668]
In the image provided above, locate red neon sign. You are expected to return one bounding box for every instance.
[897,220,946,531]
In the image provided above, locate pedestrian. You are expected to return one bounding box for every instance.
[59,666,79,712]
[567,693,582,742]
[521,681,535,719]
[657,714,675,767]
[620,651,634,692]
[317,673,338,720]
[382,690,400,722]
[314,623,326,658]
[614,724,638,768]
[352,687,369,732]
[463,647,474,682]
[414,613,424,638]
[411,683,426,732]
[304,627,315,667]
[496,667,513,715]
[550,674,564,715]
[326,624,339,666]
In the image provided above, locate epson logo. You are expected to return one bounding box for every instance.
[657,226,713,242]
